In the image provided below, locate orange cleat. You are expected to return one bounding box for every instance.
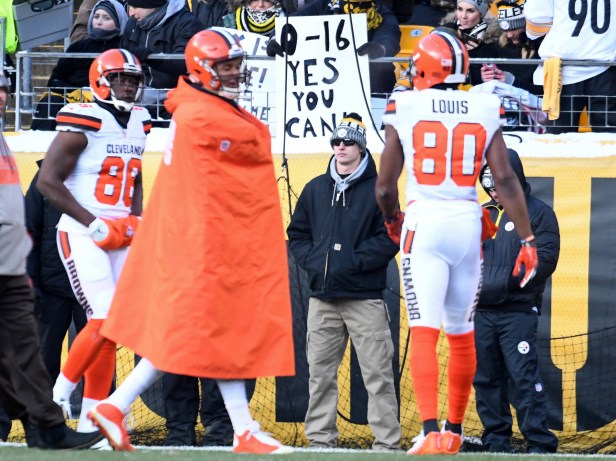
[407,431,442,455]
[87,401,135,452]
[233,421,293,454]
[441,430,463,455]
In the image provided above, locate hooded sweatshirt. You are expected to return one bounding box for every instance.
[478,149,560,313]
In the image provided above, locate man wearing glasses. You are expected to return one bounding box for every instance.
[287,113,401,451]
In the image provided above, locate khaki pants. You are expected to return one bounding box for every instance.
[304,297,400,450]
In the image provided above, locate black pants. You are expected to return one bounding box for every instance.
[0,275,64,428]
[473,310,558,453]
[162,374,256,445]
[35,290,87,382]
[547,67,616,134]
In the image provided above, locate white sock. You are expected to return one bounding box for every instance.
[217,379,253,433]
[52,373,78,402]
[108,358,162,413]
[77,398,99,432]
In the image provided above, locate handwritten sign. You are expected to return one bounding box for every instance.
[273,15,373,153]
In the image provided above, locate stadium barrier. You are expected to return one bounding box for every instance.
[5,130,616,453]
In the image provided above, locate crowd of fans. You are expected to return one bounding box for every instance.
[1,0,613,132]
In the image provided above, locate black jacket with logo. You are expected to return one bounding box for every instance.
[478,149,560,313]
[287,152,398,300]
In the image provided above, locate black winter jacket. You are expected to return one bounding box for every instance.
[477,149,560,313]
[25,163,74,298]
[192,0,228,28]
[120,1,203,89]
[287,152,399,300]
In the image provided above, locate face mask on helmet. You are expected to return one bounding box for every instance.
[90,49,144,112]
[185,28,251,101]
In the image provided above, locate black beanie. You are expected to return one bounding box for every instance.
[127,0,167,7]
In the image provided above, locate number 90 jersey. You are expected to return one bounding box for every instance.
[382,89,504,218]
[55,103,151,228]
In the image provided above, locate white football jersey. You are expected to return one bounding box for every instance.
[383,89,504,220]
[525,0,616,84]
[55,103,151,232]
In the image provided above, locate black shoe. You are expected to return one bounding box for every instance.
[39,424,105,450]
[21,419,43,448]
[489,444,513,453]
[163,431,196,447]
[201,420,233,447]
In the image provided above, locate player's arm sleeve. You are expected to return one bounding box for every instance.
[524,0,553,40]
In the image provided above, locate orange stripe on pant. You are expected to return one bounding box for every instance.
[59,231,71,259]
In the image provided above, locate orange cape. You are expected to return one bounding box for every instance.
[101,78,295,378]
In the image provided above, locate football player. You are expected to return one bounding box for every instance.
[85,28,295,454]
[375,30,538,455]
[37,48,150,447]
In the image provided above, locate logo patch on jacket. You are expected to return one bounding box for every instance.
[220,140,231,152]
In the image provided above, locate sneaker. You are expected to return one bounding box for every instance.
[87,401,134,451]
[233,421,293,454]
[407,431,442,455]
[441,430,462,455]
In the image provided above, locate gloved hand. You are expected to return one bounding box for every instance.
[480,207,498,240]
[356,42,386,59]
[266,38,285,58]
[88,215,141,251]
[513,236,537,288]
[384,209,405,246]
[131,47,153,63]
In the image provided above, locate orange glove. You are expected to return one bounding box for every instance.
[89,215,141,251]
[384,209,405,246]
[513,235,537,288]
[480,207,498,240]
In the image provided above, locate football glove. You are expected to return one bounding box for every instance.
[513,235,538,288]
[89,215,141,251]
[480,207,498,240]
[384,209,404,246]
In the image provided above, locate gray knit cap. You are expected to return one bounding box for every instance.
[330,112,367,152]
[497,0,526,31]
[457,0,489,18]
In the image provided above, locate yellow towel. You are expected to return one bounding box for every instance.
[542,57,562,120]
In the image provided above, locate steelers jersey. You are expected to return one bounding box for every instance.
[55,103,151,232]
[383,88,504,219]
[525,0,615,84]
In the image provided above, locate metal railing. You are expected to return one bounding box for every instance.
[12,50,616,133]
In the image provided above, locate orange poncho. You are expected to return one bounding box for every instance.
[101,78,295,379]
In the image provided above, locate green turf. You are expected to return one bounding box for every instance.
[0,445,606,461]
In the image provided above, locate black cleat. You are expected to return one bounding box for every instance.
[39,424,105,450]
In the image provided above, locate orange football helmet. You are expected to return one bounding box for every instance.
[409,30,469,90]
[185,28,249,100]
[89,48,143,112]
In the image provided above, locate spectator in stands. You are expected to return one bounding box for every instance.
[479,0,541,95]
[25,161,88,383]
[474,150,559,454]
[121,0,203,120]
[525,0,616,133]
[0,74,104,451]
[71,0,129,43]
[31,0,128,131]
[268,0,401,94]
[223,0,286,37]
[287,114,401,451]
[380,0,414,24]
[441,0,498,85]
[191,0,229,28]
[405,0,454,27]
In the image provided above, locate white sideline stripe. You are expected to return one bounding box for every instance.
[2,442,616,456]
